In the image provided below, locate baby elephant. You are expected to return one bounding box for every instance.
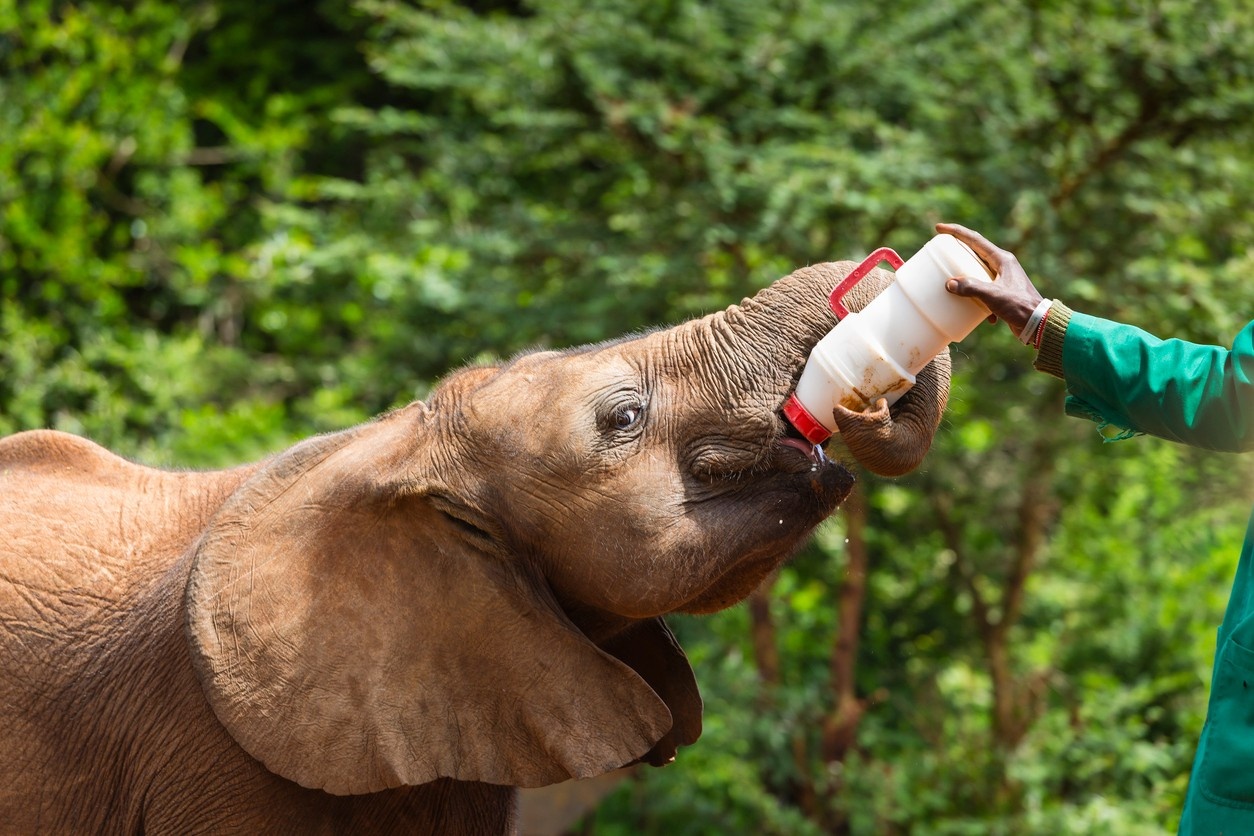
[0,261,948,834]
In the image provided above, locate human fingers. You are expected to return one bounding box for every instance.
[934,222,1008,273]
[937,223,1044,331]
[945,274,1036,335]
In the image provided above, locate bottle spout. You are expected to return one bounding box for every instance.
[783,393,833,444]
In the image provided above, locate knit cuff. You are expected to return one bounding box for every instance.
[1032,300,1072,379]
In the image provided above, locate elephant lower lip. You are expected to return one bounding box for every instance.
[777,436,827,465]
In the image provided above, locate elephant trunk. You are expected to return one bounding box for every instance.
[720,263,851,396]
[716,261,951,477]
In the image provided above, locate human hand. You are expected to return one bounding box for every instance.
[936,222,1044,338]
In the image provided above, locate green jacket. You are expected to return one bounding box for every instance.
[1037,303,1254,835]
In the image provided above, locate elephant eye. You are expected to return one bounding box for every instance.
[609,401,645,433]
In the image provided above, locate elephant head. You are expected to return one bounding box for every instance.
[185,261,949,795]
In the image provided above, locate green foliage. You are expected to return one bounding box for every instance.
[3,0,1253,832]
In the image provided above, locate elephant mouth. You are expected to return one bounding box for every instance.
[774,410,834,469]
[776,433,828,465]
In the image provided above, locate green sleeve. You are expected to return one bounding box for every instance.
[1034,302,1254,452]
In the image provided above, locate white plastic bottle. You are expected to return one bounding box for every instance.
[783,234,996,444]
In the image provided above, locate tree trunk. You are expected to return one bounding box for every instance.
[747,580,821,820]
[817,484,879,833]
[821,483,870,766]
[934,439,1056,752]
[747,585,781,688]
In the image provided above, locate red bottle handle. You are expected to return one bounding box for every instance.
[828,247,904,319]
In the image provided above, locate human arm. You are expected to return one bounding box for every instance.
[938,222,1254,452]
[1048,308,1254,451]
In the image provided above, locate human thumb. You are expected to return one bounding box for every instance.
[946,277,998,323]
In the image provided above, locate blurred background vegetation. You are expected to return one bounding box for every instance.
[3,0,1253,832]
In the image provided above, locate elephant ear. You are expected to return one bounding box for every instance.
[601,617,703,766]
[184,406,673,795]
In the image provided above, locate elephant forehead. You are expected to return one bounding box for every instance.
[463,351,638,442]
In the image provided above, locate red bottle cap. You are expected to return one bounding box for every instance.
[782,393,832,444]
